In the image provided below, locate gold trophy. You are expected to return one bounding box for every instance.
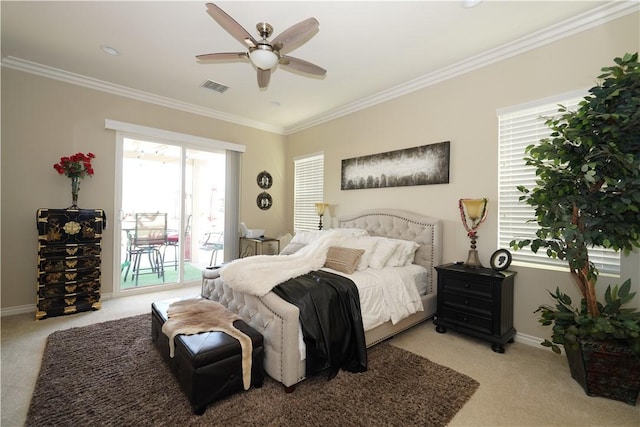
[459,198,488,268]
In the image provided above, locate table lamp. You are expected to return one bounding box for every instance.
[315,203,329,230]
[459,198,488,268]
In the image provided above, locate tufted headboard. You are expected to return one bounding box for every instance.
[338,209,442,293]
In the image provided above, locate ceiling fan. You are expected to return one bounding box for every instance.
[196,2,327,89]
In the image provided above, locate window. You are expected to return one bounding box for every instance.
[294,153,324,232]
[497,92,620,275]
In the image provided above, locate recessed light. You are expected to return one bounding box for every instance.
[100,45,120,56]
[461,0,482,8]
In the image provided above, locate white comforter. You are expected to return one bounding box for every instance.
[291,264,425,361]
[323,264,425,330]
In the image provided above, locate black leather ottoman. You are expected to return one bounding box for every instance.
[151,298,264,415]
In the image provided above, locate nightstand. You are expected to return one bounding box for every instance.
[239,237,280,258]
[434,263,516,353]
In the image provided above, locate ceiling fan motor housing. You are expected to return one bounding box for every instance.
[256,22,273,39]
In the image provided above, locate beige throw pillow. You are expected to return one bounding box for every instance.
[324,246,365,274]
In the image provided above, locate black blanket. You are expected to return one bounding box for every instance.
[272,270,367,379]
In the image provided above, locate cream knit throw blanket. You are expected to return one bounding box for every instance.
[220,228,367,297]
[161,299,253,390]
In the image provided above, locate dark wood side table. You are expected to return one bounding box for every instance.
[434,263,516,353]
[239,237,280,258]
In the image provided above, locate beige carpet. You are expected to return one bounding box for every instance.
[25,314,478,426]
[2,285,639,426]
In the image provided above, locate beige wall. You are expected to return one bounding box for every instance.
[286,13,640,341]
[1,69,287,310]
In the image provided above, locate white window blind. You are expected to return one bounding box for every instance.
[497,95,620,275]
[294,153,324,232]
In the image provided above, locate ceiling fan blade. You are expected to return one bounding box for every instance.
[257,68,271,88]
[271,18,319,54]
[196,52,248,61]
[280,55,327,76]
[206,3,257,48]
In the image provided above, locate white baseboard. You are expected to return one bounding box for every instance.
[0,303,35,317]
[514,331,556,352]
[1,293,113,318]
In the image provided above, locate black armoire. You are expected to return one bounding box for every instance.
[36,208,105,320]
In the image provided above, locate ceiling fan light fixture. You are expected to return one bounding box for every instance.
[250,46,279,70]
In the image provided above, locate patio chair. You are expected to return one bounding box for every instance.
[200,231,224,266]
[163,214,191,270]
[124,212,167,285]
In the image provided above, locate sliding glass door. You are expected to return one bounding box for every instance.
[185,147,226,272]
[118,138,225,291]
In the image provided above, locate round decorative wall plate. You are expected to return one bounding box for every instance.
[490,249,512,271]
[257,192,272,210]
[257,171,272,189]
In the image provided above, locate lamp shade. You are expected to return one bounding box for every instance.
[460,198,487,221]
[250,48,279,70]
[315,203,329,215]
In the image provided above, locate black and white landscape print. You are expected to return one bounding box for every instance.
[341,141,450,190]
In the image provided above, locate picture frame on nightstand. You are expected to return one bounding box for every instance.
[490,249,512,271]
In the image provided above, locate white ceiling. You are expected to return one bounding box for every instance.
[2,1,634,134]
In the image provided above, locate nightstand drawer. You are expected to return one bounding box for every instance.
[441,307,492,335]
[443,275,493,297]
[442,292,492,316]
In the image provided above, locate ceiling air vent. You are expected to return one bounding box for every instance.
[201,79,229,94]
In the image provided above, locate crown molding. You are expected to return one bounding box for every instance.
[0,56,284,135]
[2,1,637,136]
[283,1,639,135]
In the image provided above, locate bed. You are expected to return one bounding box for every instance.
[201,209,442,391]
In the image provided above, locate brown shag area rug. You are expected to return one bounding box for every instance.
[27,314,479,426]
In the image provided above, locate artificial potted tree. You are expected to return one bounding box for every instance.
[511,52,640,405]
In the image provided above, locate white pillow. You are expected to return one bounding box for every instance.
[385,239,420,267]
[368,237,400,269]
[341,237,379,270]
[290,230,325,245]
[401,243,420,265]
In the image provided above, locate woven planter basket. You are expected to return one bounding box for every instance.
[565,339,640,405]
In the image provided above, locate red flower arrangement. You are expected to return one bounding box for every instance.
[53,152,95,178]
